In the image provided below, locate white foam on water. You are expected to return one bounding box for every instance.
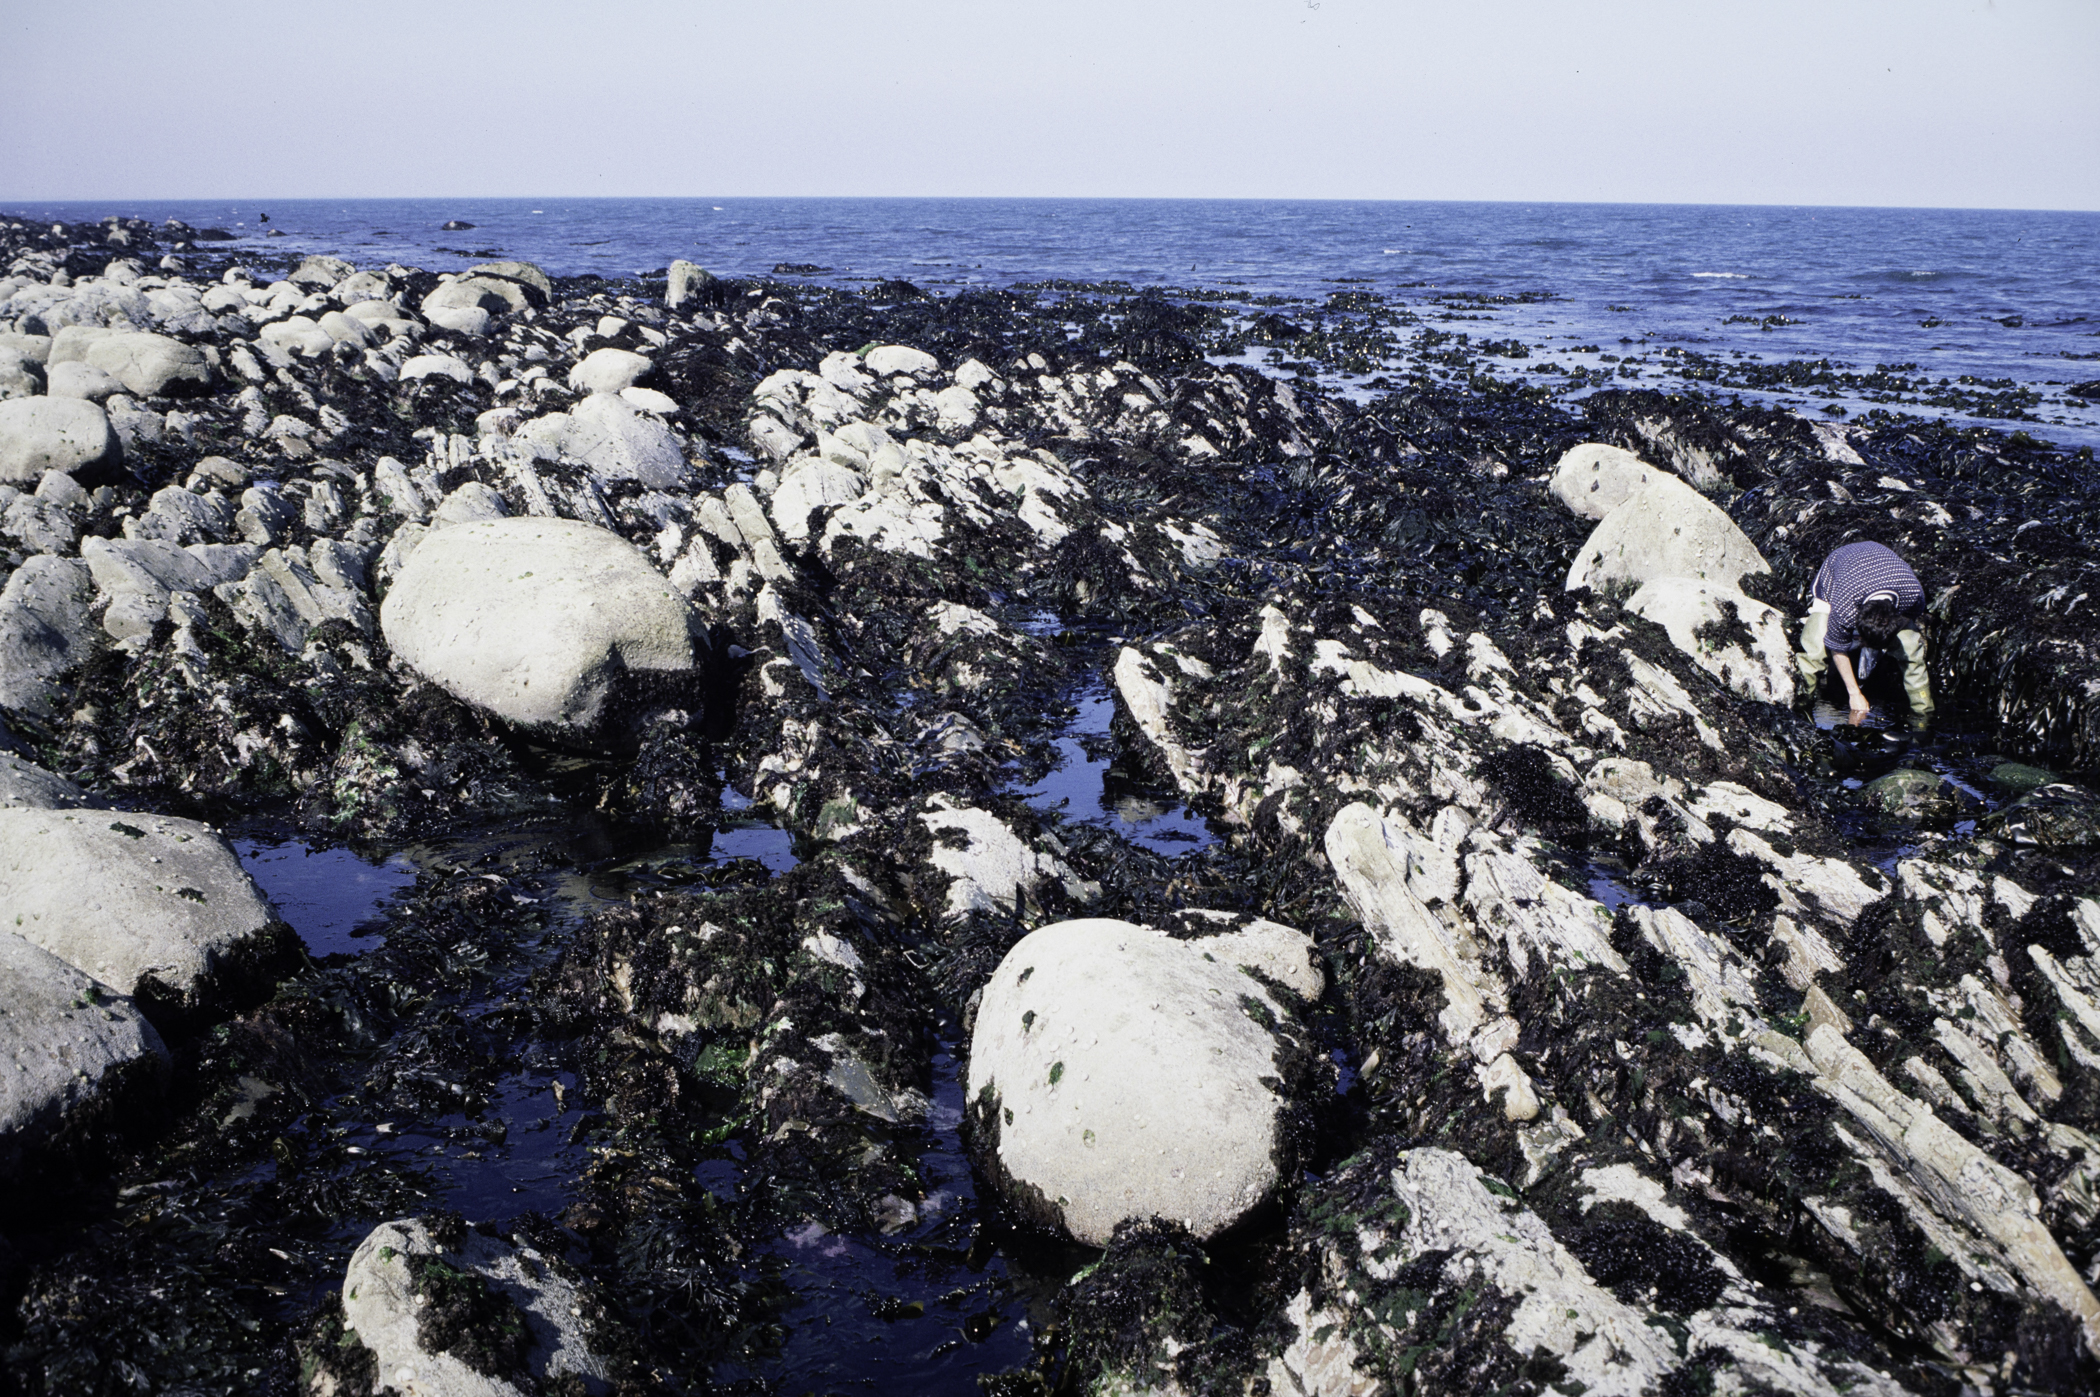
[1691,271,1749,278]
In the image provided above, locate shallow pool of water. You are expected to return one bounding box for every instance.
[1011,686,1219,856]
[734,1039,1051,1395]
[233,838,418,957]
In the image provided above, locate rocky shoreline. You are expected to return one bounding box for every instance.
[0,210,2098,1394]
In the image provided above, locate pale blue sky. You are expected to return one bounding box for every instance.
[3,0,2094,208]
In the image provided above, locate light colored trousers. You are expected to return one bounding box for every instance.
[1796,598,1932,715]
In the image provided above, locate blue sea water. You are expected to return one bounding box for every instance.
[14,196,2100,440]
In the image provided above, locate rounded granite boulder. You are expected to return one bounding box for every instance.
[1548,441,1667,521]
[0,396,121,484]
[379,517,699,738]
[965,916,1322,1246]
[1565,476,1769,595]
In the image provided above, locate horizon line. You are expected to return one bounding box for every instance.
[3,194,2098,217]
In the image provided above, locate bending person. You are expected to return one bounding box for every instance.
[1797,540,1933,726]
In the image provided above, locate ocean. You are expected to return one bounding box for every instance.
[13,195,2100,444]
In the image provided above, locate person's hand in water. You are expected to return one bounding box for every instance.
[1831,652,1872,723]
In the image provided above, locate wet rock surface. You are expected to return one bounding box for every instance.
[0,210,2094,1395]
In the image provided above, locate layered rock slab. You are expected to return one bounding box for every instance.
[965,916,1319,1246]
[0,931,167,1179]
[379,517,699,738]
[1626,576,1795,705]
[0,808,287,1014]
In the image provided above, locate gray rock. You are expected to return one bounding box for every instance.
[1564,476,1769,594]
[0,333,51,366]
[0,397,120,483]
[34,468,87,508]
[568,347,652,395]
[235,484,297,545]
[289,254,355,288]
[67,331,212,397]
[0,556,95,716]
[399,353,475,384]
[0,808,287,1011]
[310,538,370,593]
[371,457,428,520]
[466,260,553,301]
[1625,577,1794,705]
[863,344,940,379]
[332,270,395,303]
[379,517,698,736]
[0,753,91,809]
[561,393,687,487]
[125,484,236,546]
[2,493,78,554]
[104,393,164,450]
[45,359,122,402]
[432,481,509,527]
[0,354,40,401]
[81,535,222,603]
[423,276,530,318]
[666,259,714,310]
[1549,442,1667,521]
[966,916,1316,1246]
[212,548,372,652]
[341,1217,612,1397]
[0,930,167,1180]
[315,309,373,346]
[423,304,491,337]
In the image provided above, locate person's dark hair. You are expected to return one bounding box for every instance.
[1856,596,1902,647]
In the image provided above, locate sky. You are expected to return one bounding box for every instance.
[2,0,2095,210]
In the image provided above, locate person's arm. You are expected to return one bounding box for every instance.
[1830,650,1870,720]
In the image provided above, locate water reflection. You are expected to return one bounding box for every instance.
[1010,687,1218,855]
[233,838,416,957]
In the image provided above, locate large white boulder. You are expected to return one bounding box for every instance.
[341,1217,611,1396]
[1626,577,1796,705]
[567,347,652,395]
[1549,442,1666,521]
[863,344,940,379]
[423,275,530,318]
[0,397,121,483]
[400,353,475,384]
[966,916,1319,1246]
[467,260,553,301]
[58,331,213,397]
[289,254,355,288]
[0,808,287,1012]
[560,392,687,487]
[665,259,713,310]
[0,930,168,1179]
[1565,476,1768,594]
[424,304,491,337]
[0,556,96,716]
[379,517,698,735]
[769,454,866,542]
[44,360,122,402]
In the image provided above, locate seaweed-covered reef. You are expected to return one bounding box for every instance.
[0,211,2097,1395]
